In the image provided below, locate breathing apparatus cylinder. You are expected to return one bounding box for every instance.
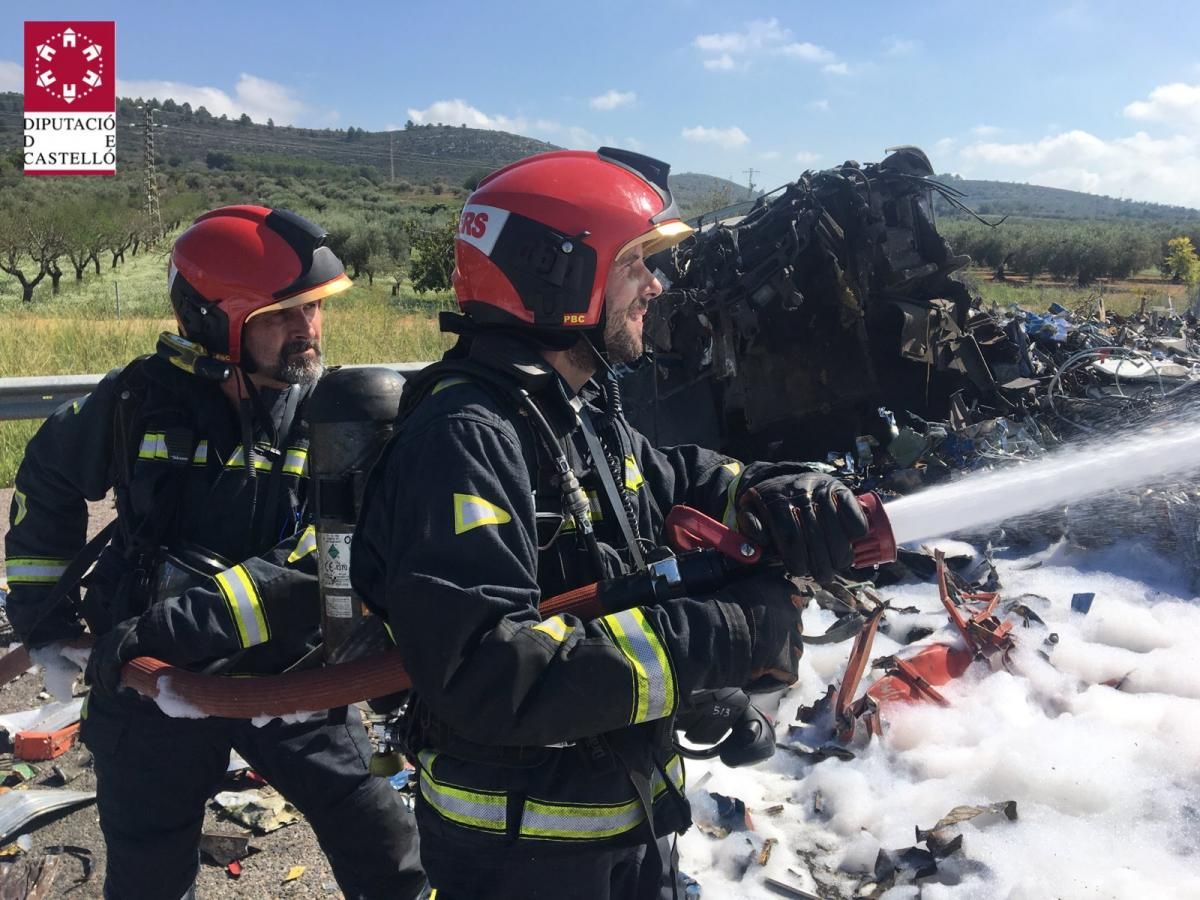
[307,366,405,660]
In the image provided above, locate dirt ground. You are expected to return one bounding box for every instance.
[0,487,370,899]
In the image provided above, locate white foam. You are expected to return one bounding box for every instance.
[151,677,209,719]
[677,540,1200,899]
[28,644,85,703]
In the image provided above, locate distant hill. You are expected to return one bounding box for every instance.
[671,173,757,218]
[5,92,1197,225]
[0,92,752,217]
[0,92,558,186]
[933,173,1200,223]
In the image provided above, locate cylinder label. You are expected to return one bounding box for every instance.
[324,591,354,618]
[318,530,354,591]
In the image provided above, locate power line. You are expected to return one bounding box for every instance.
[140,105,163,239]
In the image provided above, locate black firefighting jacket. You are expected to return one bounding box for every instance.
[4,354,321,676]
[352,335,778,847]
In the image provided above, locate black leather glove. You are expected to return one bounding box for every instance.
[737,471,870,582]
[720,571,804,693]
[676,688,775,768]
[85,617,141,697]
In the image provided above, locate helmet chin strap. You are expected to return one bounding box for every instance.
[580,331,616,379]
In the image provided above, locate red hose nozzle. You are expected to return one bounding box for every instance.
[852,492,897,568]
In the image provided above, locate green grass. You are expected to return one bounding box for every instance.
[0,249,455,485]
[962,269,1193,318]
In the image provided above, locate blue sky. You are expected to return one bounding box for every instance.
[4,1,1200,206]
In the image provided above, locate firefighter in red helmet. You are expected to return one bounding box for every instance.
[353,149,868,898]
[5,206,425,900]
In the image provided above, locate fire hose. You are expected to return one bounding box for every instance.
[1,497,896,719]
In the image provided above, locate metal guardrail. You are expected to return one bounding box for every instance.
[0,363,435,422]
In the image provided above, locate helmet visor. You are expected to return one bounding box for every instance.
[244,271,353,322]
[615,220,694,262]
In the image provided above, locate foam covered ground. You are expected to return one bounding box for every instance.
[678,539,1200,900]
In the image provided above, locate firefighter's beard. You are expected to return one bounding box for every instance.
[603,315,644,364]
[600,299,649,365]
[273,339,324,385]
[562,304,647,377]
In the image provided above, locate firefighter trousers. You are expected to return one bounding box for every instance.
[82,691,425,900]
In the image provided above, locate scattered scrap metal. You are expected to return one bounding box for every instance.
[625,145,1200,572]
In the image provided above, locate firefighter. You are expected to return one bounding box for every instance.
[351,149,870,899]
[4,206,425,900]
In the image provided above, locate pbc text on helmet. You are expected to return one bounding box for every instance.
[459,212,489,239]
[562,314,587,324]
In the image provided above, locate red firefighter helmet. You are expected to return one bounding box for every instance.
[168,205,352,364]
[452,147,693,331]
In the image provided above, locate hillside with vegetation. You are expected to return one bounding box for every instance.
[933,173,1200,223]
[3,88,1200,307]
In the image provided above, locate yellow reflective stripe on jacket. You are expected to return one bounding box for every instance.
[559,490,603,533]
[418,750,685,842]
[12,489,27,526]
[521,795,645,841]
[287,526,318,564]
[432,376,471,395]
[623,455,645,491]
[417,751,507,834]
[225,445,274,472]
[192,440,209,466]
[721,461,744,528]
[138,432,168,460]
[532,615,572,643]
[520,753,686,841]
[214,564,270,648]
[5,557,70,584]
[454,493,512,534]
[598,608,676,724]
[651,753,685,798]
[282,447,308,477]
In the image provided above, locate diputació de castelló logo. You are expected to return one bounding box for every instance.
[23,21,117,176]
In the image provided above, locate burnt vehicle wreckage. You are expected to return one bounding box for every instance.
[626,145,1200,558]
[629,145,1200,461]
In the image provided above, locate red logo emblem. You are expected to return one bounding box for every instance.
[24,22,115,113]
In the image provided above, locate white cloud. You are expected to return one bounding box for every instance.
[971,124,1002,138]
[779,42,835,64]
[694,18,789,54]
[760,150,781,161]
[703,54,737,72]
[933,137,957,158]
[117,73,310,125]
[407,98,525,131]
[682,125,750,149]
[822,62,850,76]
[807,99,830,112]
[0,60,21,92]
[1124,82,1200,132]
[693,19,838,72]
[795,151,819,166]
[560,125,600,148]
[884,37,919,56]
[590,89,636,111]
[407,99,598,148]
[960,128,1200,207]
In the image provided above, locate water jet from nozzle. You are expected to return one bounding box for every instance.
[881,419,1200,547]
